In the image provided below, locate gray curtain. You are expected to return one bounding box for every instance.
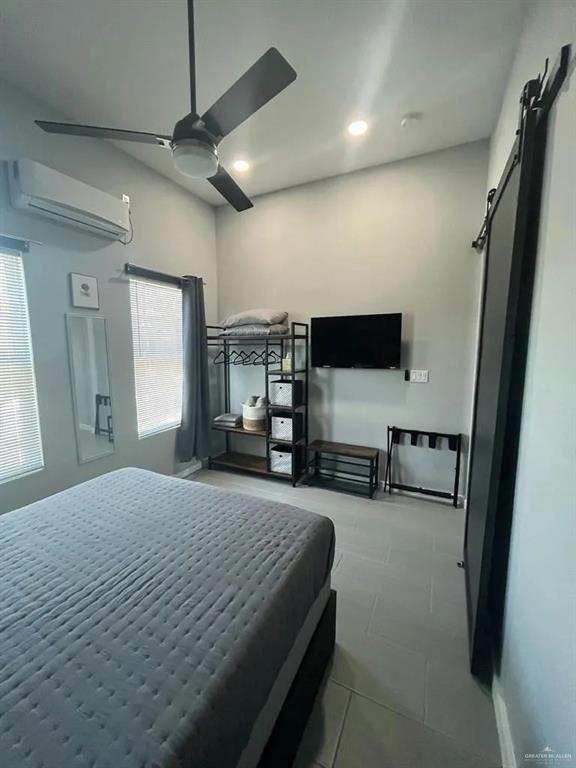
[176,276,210,461]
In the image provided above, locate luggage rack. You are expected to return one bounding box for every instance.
[207,322,309,486]
[384,426,462,507]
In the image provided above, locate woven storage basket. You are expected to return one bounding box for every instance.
[242,404,266,432]
[270,445,293,474]
[271,413,303,441]
[269,445,304,475]
[269,379,303,407]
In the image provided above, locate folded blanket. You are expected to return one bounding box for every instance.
[220,308,288,328]
[214,413,242,425]
[219,323,289,337]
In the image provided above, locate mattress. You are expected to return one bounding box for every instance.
[0,468,335,768]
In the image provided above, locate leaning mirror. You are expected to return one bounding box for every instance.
[66,314,114,463]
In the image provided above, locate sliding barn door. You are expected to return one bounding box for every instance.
[464,155,522,678]
[464,47,569,678]
[464,104,543,679]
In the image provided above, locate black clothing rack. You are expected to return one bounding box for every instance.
[94,394,113,442]
[384,426,462,507]
[207,322,309,486]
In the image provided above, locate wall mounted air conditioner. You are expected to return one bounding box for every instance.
[8,159,130,241]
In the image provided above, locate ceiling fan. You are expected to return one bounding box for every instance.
[35,0,297,212]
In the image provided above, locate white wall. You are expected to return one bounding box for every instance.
[216,141,488,493]
[486,1,576,764]
[0,79,217,514]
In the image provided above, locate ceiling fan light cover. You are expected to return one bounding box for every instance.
[172,139,218,178]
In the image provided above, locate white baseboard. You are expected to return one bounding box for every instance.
[175,461,202,479]
[493,674,517,768]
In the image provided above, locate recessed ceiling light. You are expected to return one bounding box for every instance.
[347,120,368,136]
[233,159,250,172]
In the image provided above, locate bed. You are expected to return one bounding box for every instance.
[0,468,335,768]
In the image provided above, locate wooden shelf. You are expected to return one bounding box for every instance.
[210,451,306,482]
[213,424,266,437]
[210,452,269,475]
[207,334,307,342]
[266,369,307,375]
[267,404,306,412]
[213,424,303,445]
[307,439,379,460]
[269,437,306,446]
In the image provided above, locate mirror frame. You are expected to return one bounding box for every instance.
[65,313,115,465]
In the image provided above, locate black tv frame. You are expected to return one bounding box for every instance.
[311,312,402,370]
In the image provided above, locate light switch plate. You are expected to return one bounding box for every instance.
[410,369,429,383]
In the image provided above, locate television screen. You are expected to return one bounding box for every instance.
[311,313,402,369]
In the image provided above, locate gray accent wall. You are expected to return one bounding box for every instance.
[486,1,576,763]
[0,79,217,514]
[216,141,488,494]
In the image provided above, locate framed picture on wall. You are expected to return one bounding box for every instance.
[70,273,99,309]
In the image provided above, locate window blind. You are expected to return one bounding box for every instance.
[0,249,44,484]
[129,277,183,438]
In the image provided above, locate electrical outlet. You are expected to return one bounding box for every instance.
[410,369,429,383]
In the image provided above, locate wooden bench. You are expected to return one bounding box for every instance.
[306,440,380,498]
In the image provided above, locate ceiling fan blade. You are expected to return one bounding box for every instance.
[208,166,253,212]
[187,0,197,113]
[35,121,172,147]
[202,47,296,139]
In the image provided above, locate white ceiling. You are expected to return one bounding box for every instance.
[0,0,526,206]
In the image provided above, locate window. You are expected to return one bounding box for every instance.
[129,277,183,438]
[0,249,44,484]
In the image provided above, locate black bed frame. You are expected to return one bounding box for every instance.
[257,590,337,768]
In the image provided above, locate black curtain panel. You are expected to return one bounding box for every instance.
[177,276,210,462]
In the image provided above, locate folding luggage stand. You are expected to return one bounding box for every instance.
[384,426,462,507]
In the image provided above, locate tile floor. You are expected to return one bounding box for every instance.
[193,469,501,768]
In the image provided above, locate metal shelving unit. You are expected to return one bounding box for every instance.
[207,322,309,486]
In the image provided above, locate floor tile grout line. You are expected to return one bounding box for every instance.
[364,623,469,663]
[330,687,353,768]
[332,683,501,766]
[384,542,392,564]
[328,676,425,725]
[334,546,390,567]
[365,592,379,635]
[423,657,430,724]
[338,611,431,663]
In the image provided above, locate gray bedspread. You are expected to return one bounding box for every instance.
[0,468,335,768]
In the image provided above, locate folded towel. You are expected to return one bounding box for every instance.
[219,323,289,337]
[220,309,288,328]
[214,413,242,425]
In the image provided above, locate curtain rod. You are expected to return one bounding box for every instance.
[124,262,205,286]
[0,232,43,253]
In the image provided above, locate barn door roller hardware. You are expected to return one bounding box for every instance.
[471,45,571,253]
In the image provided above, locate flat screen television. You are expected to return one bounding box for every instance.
[311,313,402,369]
